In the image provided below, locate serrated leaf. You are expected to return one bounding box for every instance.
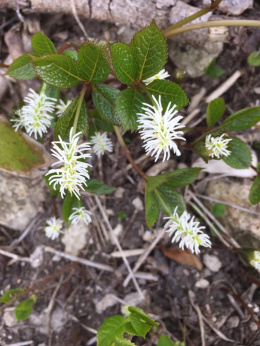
[157,335,175,346]
[247,51,260,66]
[115,88,145,132]
[84,179,115,195]
[62,194,83,226]
[146,168,201,193]
[249,176,260,205]
[145,188,160,229]
[92,85,120,125]
[54,96,88,141]
[6,53,38,80]
[32,54,82,88]
[128,306,159,326]
[131,20,167,80]
[31,32,56,54]
[78,42,110,83]
[15,295,36,321]
[204,57,224,78]
[0,121,44,171]
[223,137,252,169]
[63,50,78,61]
[127,313,152,338]
[91,110,114,132]
[155,184,186,216]
[206,98,225,126]
[110,42,138,85]
[145,80,188,110]
[97,315,126,346]
[212,203,226,218]
[221,107,260,131]
[1,289,24,303]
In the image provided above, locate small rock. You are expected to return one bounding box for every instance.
[121,290,150,314]
[250,321,258,332]
[203,0,253,16]
[95,294,118,314]
[227,316,239,329]
[110,224,123,243]
[3,308,17,327]
[195,278,209,289]
[132,197,144,211]
[114,187,125,199]
[30,246,44,268]
[203,254,222,272]
[62,222,90,256]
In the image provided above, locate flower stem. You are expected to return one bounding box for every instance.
[164,20,260,39]
[114,126,148,180]
[72,82,88,137]
[163,0,223,35]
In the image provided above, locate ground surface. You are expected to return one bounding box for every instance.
[0,2,260,346]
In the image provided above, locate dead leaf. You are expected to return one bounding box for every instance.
[160,246,203,270]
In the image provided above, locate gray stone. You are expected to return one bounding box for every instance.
[203,0,253,16]
[203,254,222,272]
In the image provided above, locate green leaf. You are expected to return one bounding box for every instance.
[78,42,110,83]
[54,96,88,141]
[97,315,126,346]
[204,58,224,78]
[249,176,260,205]
[257,162,260,172]
[126,313,151,338]
[131,20,167,80]
[15,295,36,321]
[84,179,115,195]
[247,51,260,66]
[212,203,226,218]
[6,53,38,80]
[32,54,82,88]
[1,289,24,303]
[115,88,145,132]
[221,107,260,131]
[155,184,186,216]
[128,306,159,326]
[92,85,120,125]
[63,50,78,61]
[223,137,252,169]
[31,32,56,54]
[157,335,175,346]
[62,194,83,226]
[145,188,160,229]
[146,168,201,193]
[145,80,188,110]
[206,98,225,126]
[110,42,138,85]
[113,338,135,346]
[91,110,114,132]
[0,121,44,171]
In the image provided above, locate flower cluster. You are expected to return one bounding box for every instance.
[44,217,63,240]
[142,69,170,85]
[11,88,56,139]
[138,95,185,162]
[90,132,113,157]
[46,128,92,199]
[250,251,260,272]
[164,207,212,254]
[68,207,92,225]
[205,134,232,159]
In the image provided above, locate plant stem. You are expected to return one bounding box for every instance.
[114,126,148,180]
[0,63,10,68]
[163,0,223,34]
[164,20,260,39]
[72,82,88,137]
[57,42,79,54]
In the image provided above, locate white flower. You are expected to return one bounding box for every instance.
[56,99,72,117]
[205,134,232,159]
[46,128,92,199]
[250,251,260,271]
[68,207,92,225]
[90,132,113,157]
[142,69,170,85]
[138,95,185,162]
[44,217,63,240]
[11,88,56,139]
[164,207,212,254]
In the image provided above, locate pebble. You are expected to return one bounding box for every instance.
[195,278,210,289]
[227,316,239,329]
[114,187,125,198]
[95,294,118,314]
[203,254,222,272]
[132,197,144,211]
